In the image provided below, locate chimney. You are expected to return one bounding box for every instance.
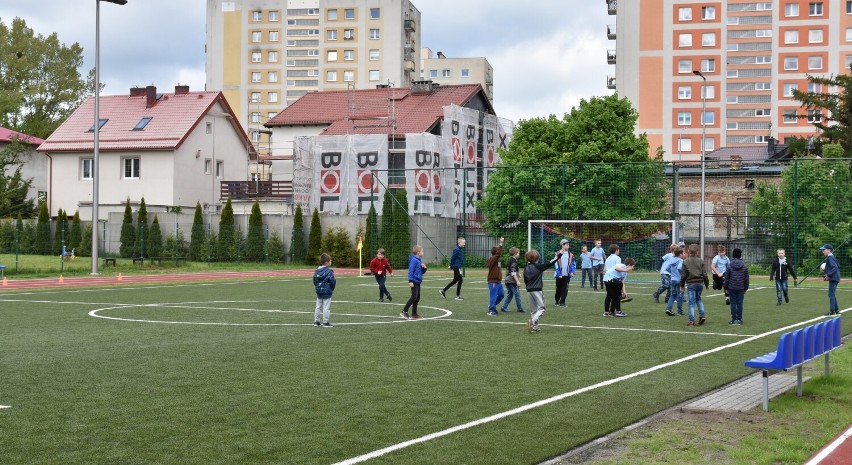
[175,84,190,95]
[145,85,157,108]
[130,87,146,97]
[410,80,434,95]
[437,51,445,59]
[376,84,390,89]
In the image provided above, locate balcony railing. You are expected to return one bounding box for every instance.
[220,180,293,201]
[607,0,617,15]
[607,24,616,39]
[607,49,616,64]
[404,19,416,32]
[607,75,616,89]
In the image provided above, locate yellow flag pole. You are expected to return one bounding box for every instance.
[357,236,363,276]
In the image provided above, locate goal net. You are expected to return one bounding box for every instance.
[527,220,679,278]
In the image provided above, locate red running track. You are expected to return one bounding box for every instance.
[805,424,852,465]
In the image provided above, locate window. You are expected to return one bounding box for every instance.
[678,59,691,73]
[784,30,799,44]
[702,111,714,125]
[809,2,823,16]
[678,138,692,152]
[727,122,738,130]
[678,7,692,20]
[268,92,278,103]
[205,159,212,175]
[370,8,380,19]
[327,50,338,61]
[327,70,337,81]
[702,32,716,46]
[679,33,692,47]
[461,68,470,78]
[808,56,823,70]
[268,71,278,83]
[442,69,451,77]
[808,82,822,93]
[344,50,354,61]
[783,109,798,123]
[327,30,337,40]
[123,157,140,179]
[251,130,261,143]
[251,112,261,124]
[369,70,380,81]
[343,70,354,81]
[703,138,714,152]
[370,29,380,39]
[808,110,822,122]
[252,10,262,21]
[252,31,262,42]
[251,51,261,62]
[344,8,355,19]
[784,83,798,96]
[784,56,798,70]
[678,111,692,125]
[308,8,319,15]
[701,85,715,99]
[308,29,319,36]
[702,6,715,19]
[701,58,715,72]
[251,72,261,83]
[327,9,338,20]
[344,29,354,40]
[846,54,852,68]
[727,69,739,78]
[250,92,261,103]
[847,28,852,42]
[727,96,738,103]
[809,29,823,43]
[756,56,772,64]
[269,30,279,42]
[206,122,212,134]
[216,161,223,179]
[269,10,278,21]
[268,51,278,62]
[757,3,772,10]
[848,1,852,13]
[429,69,438,78]
[132,117,152,131]
[87,118,108,132]
[755,82,772,90]
[755,29,772,38]
[369,49,379,60]
[268,112,277,119]
[81,158,93,180]
[678,86,692,99]
[728,17,740,25]
[785,3,799,16]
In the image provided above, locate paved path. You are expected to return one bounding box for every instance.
[681,372,808,413]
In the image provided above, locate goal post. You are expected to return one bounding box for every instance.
[527,220,679,275]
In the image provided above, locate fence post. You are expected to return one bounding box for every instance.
[793,158,799,269]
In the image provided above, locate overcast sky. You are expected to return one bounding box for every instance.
[0,0,612,124]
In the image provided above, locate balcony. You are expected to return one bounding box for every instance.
[404,19,416,32]
[404,60,416,71]
[607,24,616,39]
[607,75,616,89]
[607,49,616,64]
[220,180,293,201]
[607,0,617,15]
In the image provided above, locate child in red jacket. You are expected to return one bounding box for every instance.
[369,248,394,302]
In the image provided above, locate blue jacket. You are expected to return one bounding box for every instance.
[823,254,840,282]
[449,245,464,269]
[313,266,336,298]
[665,256,683,282]
[408,254,427,283]
[554,252,576,278]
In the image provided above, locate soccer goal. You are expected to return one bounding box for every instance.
[527,220,679,273]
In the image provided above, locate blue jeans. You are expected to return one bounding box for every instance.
[729,289,745,322]
[687,283,706,322]
[828,280,839,312]
[774,279,788,302]
[501,283,524,311]
[375,274,390,300]
[666,280,683,313]
[655,273,671,299]
[488,282,505,311]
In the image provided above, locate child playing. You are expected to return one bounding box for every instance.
[441,237,466,300]
[579,245,593,288]
[369,248,394,302]
[653,243,677,303]
[664,247,685,317]
[769,248,796,305]
[711,245,731,305]
[402,245,427,320]
[523,249,562,333]
[313,253,336,327]
[487,237,506,316]
[554,239,575,307]
[590,240,605,290]
[724,248,750,325]
[603,256,636,317]
[501,247,526,313]
[682,243,709,326]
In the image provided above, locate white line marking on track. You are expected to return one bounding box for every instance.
[434,318,756,337]
[333,307,850,465]
[804,423,852,465]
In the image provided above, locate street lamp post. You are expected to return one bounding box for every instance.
[693,70,707,260]
[92,0,127,275]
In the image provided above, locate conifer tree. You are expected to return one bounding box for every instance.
[69,210,82,252]
[290,204,306,264]
[245,200,265,261]
[135,197,149,257]
[306,208,323,265]
[52,208,68,255]
[148,215,163,258]
[189,202,205,260]
[218,197,235,261]
[119,198,136,258]
[34,202,51,255]
[78,223,92,257]
[365,203,377,258]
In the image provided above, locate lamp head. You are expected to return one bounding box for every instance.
[692,70,705,79]
[101,0,128,4]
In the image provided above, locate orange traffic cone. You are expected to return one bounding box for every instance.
[2,277,7,287]
[117,273,123,281]
[59,274,64,283]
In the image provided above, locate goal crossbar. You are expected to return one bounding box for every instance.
[527,220,678,254]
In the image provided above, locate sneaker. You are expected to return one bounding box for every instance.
[654,294,660,303]
[698,316,706,325]
[665,310,675,316]
[454,296,464,301]
[530,326,542,333]
[785,295,789,303]
[439,289,446,299]
[621,296,632,303]
[735,320,742,325]
[527,319,533,333]
[380,298,384,303]
[729,320,736,325]
[501,308,509,312]
[314,321,321,327]
[777,301,782,306]
[400,311,410,320]
[614,311,627,317]
[603,312,612,317]
[322,322,333,327]
[487,310,498,316]
[677,312,685,316]
[687,321,695,326]
[518,309,526,313]
[387,295,392,302]
[412,314,423,320]
[725,297,730,305]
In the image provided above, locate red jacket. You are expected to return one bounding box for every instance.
[370,256,393,276]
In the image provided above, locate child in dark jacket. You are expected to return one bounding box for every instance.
[313,253,336,327]
[724,248,750,325]
[401,245,427,320]
[523,249,561,333]
[486,237,505,316]
[769,248,796,305]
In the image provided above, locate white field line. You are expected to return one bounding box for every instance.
[333,307,850,465]
[0,405,11,409]
[804,423,852,465]
[0,277,312,297]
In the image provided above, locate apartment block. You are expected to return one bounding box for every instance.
[419,48,494,102]
[607,0,852,161]
[205,0,421,172]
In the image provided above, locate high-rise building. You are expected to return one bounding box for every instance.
[206,0,421,173]
[419,48,494,102]
[607,0,852,161]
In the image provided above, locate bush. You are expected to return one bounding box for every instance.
[78,223,92,257]
[321,227,357,267]
[268,231,285,263]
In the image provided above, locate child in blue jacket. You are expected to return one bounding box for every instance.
[313,253,336,327]
[402,245,427,320]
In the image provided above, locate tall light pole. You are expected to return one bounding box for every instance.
[693,70,707,259]
[92,0,128,275]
